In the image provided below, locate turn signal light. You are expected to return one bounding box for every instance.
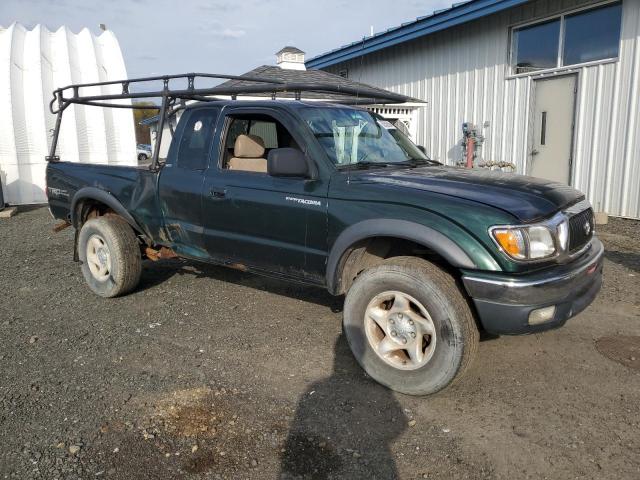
[492,229,526,259]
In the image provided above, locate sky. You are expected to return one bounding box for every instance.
[1,0,452,77]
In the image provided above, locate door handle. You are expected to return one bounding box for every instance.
[209,188,226,199]
[530,149,539,156]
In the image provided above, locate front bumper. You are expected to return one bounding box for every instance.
[462,238,604,335]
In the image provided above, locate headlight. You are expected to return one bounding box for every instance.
[491,221,562,261]
[527,225,555,258]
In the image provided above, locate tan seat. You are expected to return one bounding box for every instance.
[228,134,267,173]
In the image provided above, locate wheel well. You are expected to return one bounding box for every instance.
[336,237,459,295]
[74,199,116,229]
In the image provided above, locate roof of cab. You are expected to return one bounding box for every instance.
[184,99,367,112]
[141,99,356,126]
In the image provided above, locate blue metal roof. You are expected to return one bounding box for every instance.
[305,0,530,69]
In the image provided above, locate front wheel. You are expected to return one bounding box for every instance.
[78,216,142,298]
[343,257,479,396]
[138,153,148,162]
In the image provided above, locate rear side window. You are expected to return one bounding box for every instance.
[176,108,219,170]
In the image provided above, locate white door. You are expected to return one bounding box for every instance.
[529,75,577,183]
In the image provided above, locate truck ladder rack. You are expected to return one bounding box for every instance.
[47,73,411,170]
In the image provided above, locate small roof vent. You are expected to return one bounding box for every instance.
[276,46,306,71]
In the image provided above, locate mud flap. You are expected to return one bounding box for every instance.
[73,228,80,262]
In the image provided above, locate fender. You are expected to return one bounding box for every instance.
[326,218,484,294]
[71,187,145,236]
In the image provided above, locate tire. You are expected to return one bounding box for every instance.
[78,216,142,298]
[138,153,148,162]
[343,257,479,396]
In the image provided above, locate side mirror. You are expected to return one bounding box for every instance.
[417,145,427,154]
[267,148,309,178]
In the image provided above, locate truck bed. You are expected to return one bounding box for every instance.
[46,161,162,241]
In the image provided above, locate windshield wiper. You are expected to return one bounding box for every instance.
[339,161,394,170]
[397,158,442,167]
[339,158,441,170]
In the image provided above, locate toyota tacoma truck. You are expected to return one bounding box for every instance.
[45,74,603,395]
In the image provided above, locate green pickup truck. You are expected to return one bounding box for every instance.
[45,74,603,395]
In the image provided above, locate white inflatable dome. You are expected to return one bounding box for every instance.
[0,23,137,205]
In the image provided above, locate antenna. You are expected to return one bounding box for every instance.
[370,25,374,37]
[355,35,366,105]
[348,36,367,186]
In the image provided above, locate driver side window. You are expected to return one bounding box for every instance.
[221,113,300,173]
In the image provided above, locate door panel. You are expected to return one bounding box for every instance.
[529,75,576,184]
[201,108,329,283]
[158,107,219,258]
[203,172,327,281]
[158,166,206,253]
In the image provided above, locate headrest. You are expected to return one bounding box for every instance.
[234,134,265,158]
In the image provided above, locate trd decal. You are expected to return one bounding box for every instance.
[47,187,70,199]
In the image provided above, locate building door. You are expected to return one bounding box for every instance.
[529,75,577,183]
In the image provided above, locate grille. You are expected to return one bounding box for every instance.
[568,208,594,252]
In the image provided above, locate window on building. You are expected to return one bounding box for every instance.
[563,3,622,66]
[512,19,561,74]
[511,2,622,75]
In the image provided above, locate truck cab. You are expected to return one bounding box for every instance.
[157,102,331,284]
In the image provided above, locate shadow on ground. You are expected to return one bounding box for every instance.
[605,250,640,274]
[279,333,407,479]
[137,258,344,312]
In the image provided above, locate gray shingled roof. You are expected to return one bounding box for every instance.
[276,46,305,54]
[217,65,423,103]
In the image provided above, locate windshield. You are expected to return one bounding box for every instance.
[300,107,432,167]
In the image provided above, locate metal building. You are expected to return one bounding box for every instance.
[0,23,136,205]
[307,0,640,219]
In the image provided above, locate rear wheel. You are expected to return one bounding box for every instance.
[78,216,142,298]
[343,257,478,395]
[138,153,148,162]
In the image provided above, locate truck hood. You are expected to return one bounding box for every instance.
[354,166,584,222]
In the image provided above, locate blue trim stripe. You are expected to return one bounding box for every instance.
[306,0,530,69]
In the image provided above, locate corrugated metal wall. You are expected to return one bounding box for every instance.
[324,0,640,218]
[0,23,136,205]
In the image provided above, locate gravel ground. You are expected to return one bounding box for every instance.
[1,207,639,480]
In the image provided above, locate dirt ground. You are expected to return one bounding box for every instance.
[1,207,638,480]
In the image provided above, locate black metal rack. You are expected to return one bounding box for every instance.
[47,72,411,170]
